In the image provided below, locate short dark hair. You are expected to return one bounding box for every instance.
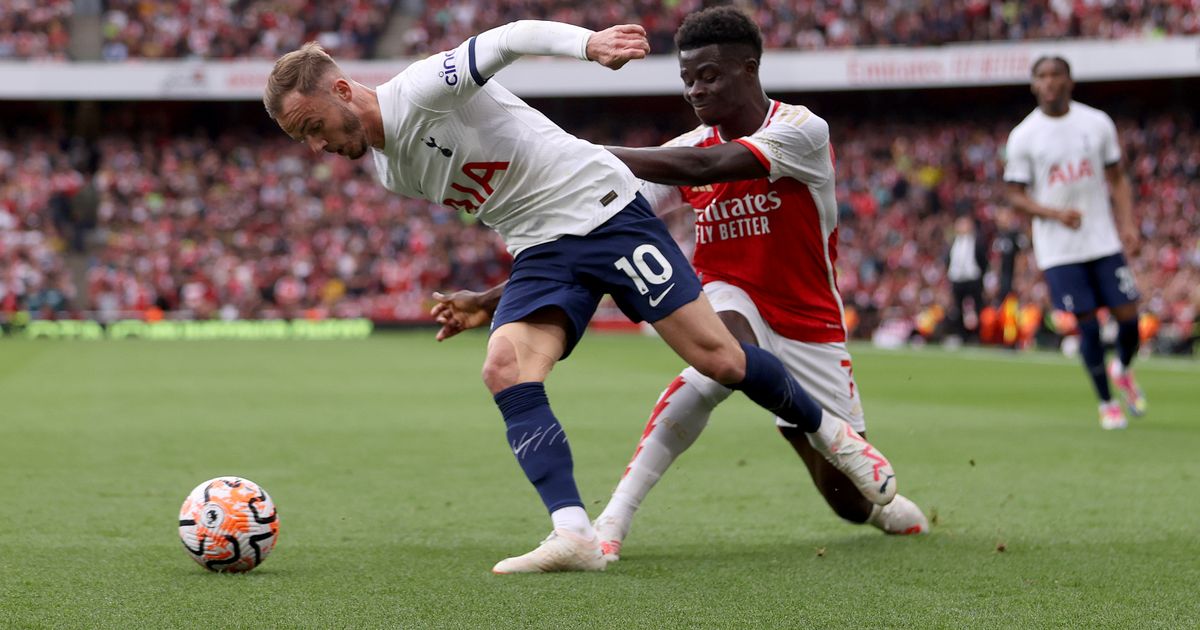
[674,5,763,61]
[1031,55,1071,77]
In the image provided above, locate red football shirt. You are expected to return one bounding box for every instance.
[645,101,846,343]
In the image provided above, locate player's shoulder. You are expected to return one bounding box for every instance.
[1009,108,1041,133]
[767,102,827,134]
[760,101,829,153]
[663,124,715,148]
[1070,101,1117,127]
[1007,109,1043,145]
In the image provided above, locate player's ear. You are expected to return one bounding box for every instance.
[744,57,759,77]
[331,77,352,102]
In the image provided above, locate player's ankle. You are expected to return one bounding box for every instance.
[551,506,594,538]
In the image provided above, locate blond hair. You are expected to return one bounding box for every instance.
[263,42,339,120]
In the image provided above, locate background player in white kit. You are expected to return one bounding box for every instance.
[1004,56,1147,430]
[264,19,897,573]
[431,7,927,562]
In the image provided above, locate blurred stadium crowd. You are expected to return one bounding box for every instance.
[401,0,1200,56]
[3,110,1197,351]
[0,0,1196,352]
[3,0,1198,60]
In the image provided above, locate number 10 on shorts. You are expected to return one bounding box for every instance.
[614,244,675,295]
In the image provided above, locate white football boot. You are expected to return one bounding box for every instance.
[491,529,607,574]
[809,419,897,505]
[868,494,930,535]
[592,515,625,563]
[1099,400,1128,430]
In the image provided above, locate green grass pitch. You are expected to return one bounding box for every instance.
[1,332,1198,628]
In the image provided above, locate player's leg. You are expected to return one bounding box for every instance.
[594,299,750,558]
[1096,254,1146,416]
[484,308,606,574]
[1044,261,1125,429]
[650,297,896,505]
[950,281,969,341]
[483,243,611,573]
[596,197,893,510]
[773,340,928,534]
[967,279,985,342]
[483,309,581,531]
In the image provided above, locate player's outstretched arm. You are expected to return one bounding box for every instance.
[409,21,647,113]
[429,282,505,341]
[607,143,767,186]
[1005,182,1082,229]
[474,21,648,78]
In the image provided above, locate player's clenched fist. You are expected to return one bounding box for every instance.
[587,24,650,70]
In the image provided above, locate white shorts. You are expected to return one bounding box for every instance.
[704,281,867,433]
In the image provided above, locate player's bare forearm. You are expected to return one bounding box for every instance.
[1005,183,1049,218]
[1106,165,1139,254]
[478,281,505,313]
[607,144,767,186]
[1107,167,1135,227]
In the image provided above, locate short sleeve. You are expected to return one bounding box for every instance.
[1003,129,1032,185]
[734,105,832,185]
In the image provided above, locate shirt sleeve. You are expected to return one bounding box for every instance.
[401,20,592,114]
[1003,128,1032,185]
[1100,112,1122,166]
[734,107,832,185]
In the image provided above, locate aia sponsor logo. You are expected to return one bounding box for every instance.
[442,162,510,213]
[1048,158,1095,186]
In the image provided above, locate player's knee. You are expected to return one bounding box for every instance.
[691,347,745,385]
[481,338,520,395]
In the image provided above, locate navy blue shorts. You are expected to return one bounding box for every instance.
[1043,252,1140,314]
[491,194,701,359]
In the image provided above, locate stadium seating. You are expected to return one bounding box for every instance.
[403,0,1200,57]
[100,0,395,61]
[0,0,73,60]
[1,111,1195,352]
[7,0,1197,61]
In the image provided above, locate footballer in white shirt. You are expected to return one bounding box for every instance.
[263,19,898,573]
[1004,56,1147,430]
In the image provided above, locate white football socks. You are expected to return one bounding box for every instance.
[597,367,732,541]
[551,506,593,537]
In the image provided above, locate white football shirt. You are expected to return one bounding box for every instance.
[1004,100,1122,269]
[370,22,638,255]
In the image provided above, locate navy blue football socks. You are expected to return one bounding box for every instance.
[1116,317,1140,369]
[729,342,823,432]
[1077,317,1111,401]
[494,382,583,513]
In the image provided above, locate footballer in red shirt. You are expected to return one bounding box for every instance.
[593,6,928,559]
